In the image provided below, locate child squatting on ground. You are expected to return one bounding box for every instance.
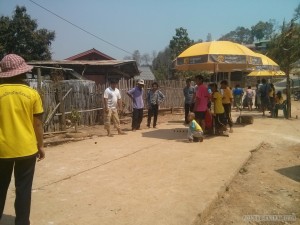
[187,112,204,142]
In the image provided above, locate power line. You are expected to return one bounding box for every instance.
[29,0,133,56]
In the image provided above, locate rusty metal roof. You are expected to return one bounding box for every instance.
[64,48,115,60]
[28,60,136,67]
[28,60,140,78]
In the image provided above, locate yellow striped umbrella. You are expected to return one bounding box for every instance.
[247,70,286,77]
[255,53,280,71]
[175,41,262,72]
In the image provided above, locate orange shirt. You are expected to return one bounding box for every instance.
[222,87,233,104]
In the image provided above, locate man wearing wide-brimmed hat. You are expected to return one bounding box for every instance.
[127,79,145,131]
[0,54,45,225]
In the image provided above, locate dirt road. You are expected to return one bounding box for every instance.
[1,104,300,225]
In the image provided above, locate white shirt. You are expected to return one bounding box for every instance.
[104,87,121,109]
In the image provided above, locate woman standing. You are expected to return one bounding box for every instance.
[269,83,276,117]
[246,86,254,111]
[147,82,165,128]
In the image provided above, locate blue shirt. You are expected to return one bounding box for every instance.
[183,86,195,104]
[127,86,144,109]
[233,88,243,96]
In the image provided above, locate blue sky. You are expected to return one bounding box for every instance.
[0,0,299,60]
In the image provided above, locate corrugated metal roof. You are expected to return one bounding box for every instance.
[28,60,140,80]
[65,48,115,60]
[135,66,155,80]
[28,60,136,66]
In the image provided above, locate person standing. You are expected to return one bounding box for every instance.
[269,83,275,117]
[260,78,270,116]
[183,78,195,124]
[127,79,145,131]
[220,80,233,133]
[0,54,45,225]
[103,79,126,136]
[194,75,210,132]
[255,79,262,111]
[210,83,229,136]
[246,86,254,111]
[233,84,244,111]
[147,82,165,128]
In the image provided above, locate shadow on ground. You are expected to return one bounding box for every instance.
[276,165,300,182]
[142,129,186,140]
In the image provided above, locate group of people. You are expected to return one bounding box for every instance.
[0,52,287,224]
[106,75,234,143]
[232,79,286,118]
[183,75,234,142]
[183,76,287,143]
[103,78,165,137]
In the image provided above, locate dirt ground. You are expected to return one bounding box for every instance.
[43,110,185,146]
[43,109,300,225]
[200,143,300,225]
[2,106,300,225]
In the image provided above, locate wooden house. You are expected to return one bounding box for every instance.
[29,48,139,85]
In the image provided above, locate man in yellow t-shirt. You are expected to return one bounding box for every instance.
[221,80,233,133]
[0,54,45,225]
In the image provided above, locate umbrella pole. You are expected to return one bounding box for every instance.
[214,63,216,82]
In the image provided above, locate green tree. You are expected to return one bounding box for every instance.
[152,47,172,80]
[0,6,55,60]
[169,27,194,59]
[268,20,300,73]
[268,10,300,118]
[294,3,300,19]
[251,21,275,41]
[219,26,253,44]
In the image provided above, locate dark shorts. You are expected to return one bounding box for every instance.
[195,111,206,121]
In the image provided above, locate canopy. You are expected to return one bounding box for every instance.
[174,41,262,72]
[247,70,286,77]
[255,53,280,71]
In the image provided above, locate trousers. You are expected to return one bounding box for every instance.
[0,155,36,225]
[184,103,194,124]
[223,103,233,127]
[132,108,144,129]
[147,104,158,127]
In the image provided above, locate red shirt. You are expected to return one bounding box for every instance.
[195,84,209,112]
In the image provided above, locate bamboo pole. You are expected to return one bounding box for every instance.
[37,68,42,94]
[44,88,73,127]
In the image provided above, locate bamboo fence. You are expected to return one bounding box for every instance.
[28,78,186,132]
